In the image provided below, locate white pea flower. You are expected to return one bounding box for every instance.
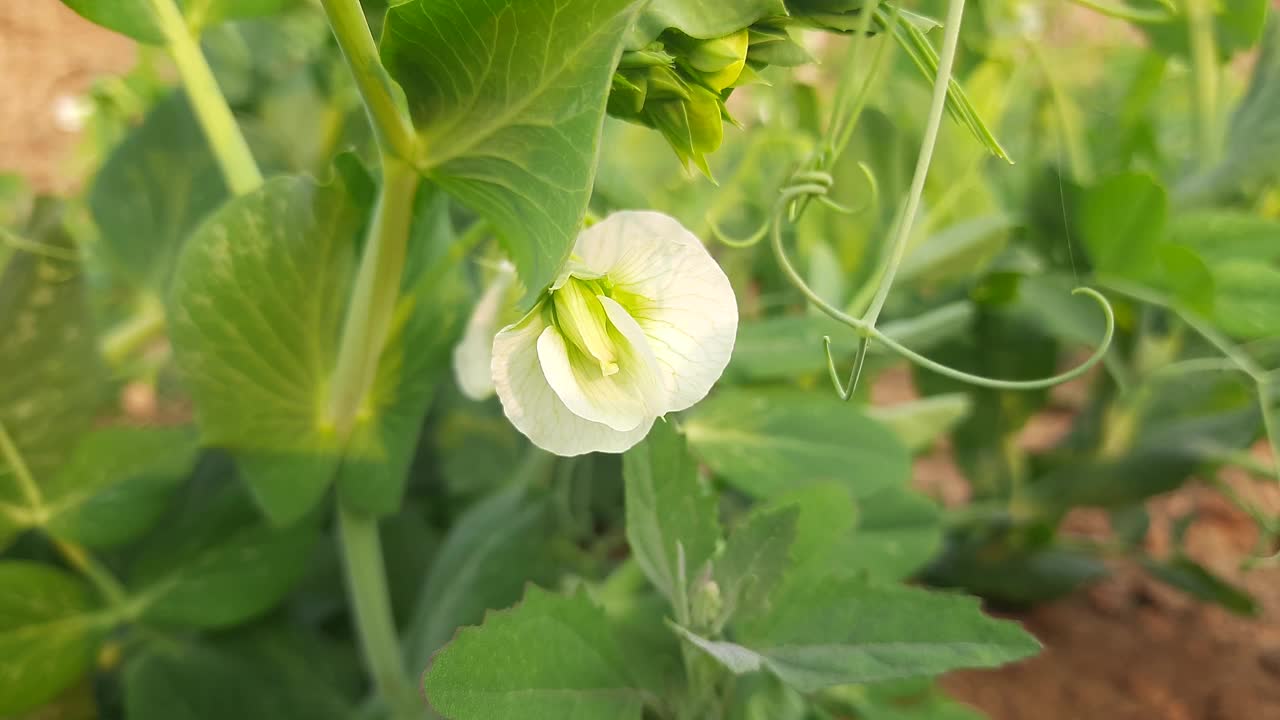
[452,260,517,401]
[459,211,738,457]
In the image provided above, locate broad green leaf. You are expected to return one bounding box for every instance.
[0,228,103,550]
[4,682,98,720]
[405,483,555,670]
[424,586,645,720]
[898,215,1015,287]
[0,563,102,716]
[1210,260,1280,339]
[90,93,228,297]
[684,389,911,499]
[1179,15,1280,201]
[827,680,987,720]
[632,0,788,44]
[433,395,527,498]
[925,542,1108,606]
[382,0,642,296]
[124,628,358,720]
[1140,556,1257,616]
[845,486,943,583]
[1170,211,1280,265]
[624,422,720,607]
[725,302,973,382]
[678,582,1039,692]
[1080,172,1166,278]
[44,427,199,549]
[60,0,164,44]
[61,0,299,43]
[727,674,806,720]
[131,483,318,629]
[169,172,461,523]
[867,394,972,452]
[1142,0,1268,60]
[715,506,797,627]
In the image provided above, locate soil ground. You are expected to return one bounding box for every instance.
[5,4,1280,719]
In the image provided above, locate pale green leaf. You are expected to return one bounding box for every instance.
[90,93,227,297]
[681,582,1039,692]
[715,506,797,626]
[0,227,102,550]
[1080,172,1166,278]
[405,483,555,670]
[124,628,358,720]
[0,563,102,716]
[44,427,199,549]
[131,483,318,629]
[382,0,642,295]
[424,586,645,720]
[632,0,788,44]
[624,421,720,607]
[684,389,911,498]
[867,394,972,452]
[1210,260,1280,339]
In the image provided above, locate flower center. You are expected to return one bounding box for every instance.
[550,276,620,377]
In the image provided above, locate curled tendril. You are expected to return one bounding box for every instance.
[717,169,1117,397]
[1070,0,1177,24]
[707,162,878,248]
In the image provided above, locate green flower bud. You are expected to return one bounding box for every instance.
[686,29,749,91]
[608,70,648,117]
[645,65,691,102]
[691,579,723,631]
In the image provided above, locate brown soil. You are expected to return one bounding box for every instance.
[7,7,1280,720]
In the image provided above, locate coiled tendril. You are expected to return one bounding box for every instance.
[712,0,1115,399]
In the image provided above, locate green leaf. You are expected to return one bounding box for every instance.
[684,389,911,499]
[624,421,721,608]
[715,506,798,627]
[846,486,943,583]
[678,582,1039,692]
[90,93,228,297]
[0,562,102,716]
[169,172,460,523]
[0,228,103,551]
[1142,0,1268,60]
[131,483,318,629]
[1170,211,1280,264]
[124,627,358,720]
[424,586,645,720]
[44,427,200,549]
[1209,260,1280,339]
[405,483,555,670]
[632,0,787,44]
[60,0,164,44]
[1140,556,1257,616]
[1080,172,1166,278]
[897,215,1015,287]
[382,0,642,296]
[725,302,973,382]
[867,394,972,453]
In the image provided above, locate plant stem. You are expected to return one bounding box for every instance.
[338,504,419,720]
[148,0,262,195]
[101,294,168,366]
[861,0,966,328]
[318,0,418,161]
[1185,0,1221,167]
[52,538,129,607]
[327,158,420,437]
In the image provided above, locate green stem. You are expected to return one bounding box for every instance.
[338,505,419,720]
[327,158,420,437]
[1185,0,1221,167]
[148,0,262,195]
[318,0,418,160]
[53,538,129,607]
[860,0,966,327]
[101,295,168,366]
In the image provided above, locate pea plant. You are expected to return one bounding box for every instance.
[1,0,1275,719]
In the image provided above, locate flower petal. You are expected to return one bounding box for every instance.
[536,296,666,431]
[452,263,516,400]
[492,312,653,456]
[575,211,738,411]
